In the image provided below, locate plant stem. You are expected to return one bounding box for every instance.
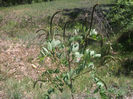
[68,53,74,99]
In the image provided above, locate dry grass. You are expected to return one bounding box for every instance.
[0,38,44,98]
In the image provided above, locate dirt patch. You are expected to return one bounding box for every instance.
[0,38,55,98]
[0,39,41,80]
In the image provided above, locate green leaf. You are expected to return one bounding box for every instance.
[74,52,83,62]
[54,69,60,73]
[47,42,52,51]
[97,82,104,87]
[70,36,83,42]
[90,50,95,56]
[51,39,61,48]
[39,56,45,62]
[63,74,71,85]
[99,88,108,99]
[63,75,68,82]
[90,29,98,36]
[87,62,94,68]
[59,83,64,86]
[59,87,63,93]
[85,49,90,54]
[55,76,61,81]
[42,47,50,55]
[94,77,99,82]
[44,94,50,99]
[40,50,46,57]
[72,42,79,52]
[47,69,54,74]
[94,54,101,58]
[47,88,55,95]
[93,87,99,94]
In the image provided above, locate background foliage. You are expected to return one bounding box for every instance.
[0,0,54,6]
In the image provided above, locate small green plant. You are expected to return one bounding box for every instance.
[92,71,108,99]
[34,25,105,99]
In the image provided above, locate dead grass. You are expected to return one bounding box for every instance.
[0,39,41,80]
[0,38,62,98]
[0,38,41,98]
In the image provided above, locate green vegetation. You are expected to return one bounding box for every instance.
[0,0,54,6]
[0,0,133,99]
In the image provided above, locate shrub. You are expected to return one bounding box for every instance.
[107,0,133,33]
